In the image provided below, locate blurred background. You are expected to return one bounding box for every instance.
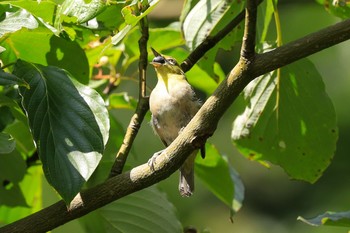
[49,0,350,232]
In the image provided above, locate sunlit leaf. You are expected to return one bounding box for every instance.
[148,25,185,53]
[298,210,350,227]
[108,92,137,110]
[111,0,160,45]
[0,1,57,24]
[13,60,109,203]
[1,27,90,84]
[0,8,38,37]
[80,187,182,233]
[195,144,244,215]
[232,59,337,183]
[56,0,106,25]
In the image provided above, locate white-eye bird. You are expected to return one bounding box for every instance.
[149,48,205,197]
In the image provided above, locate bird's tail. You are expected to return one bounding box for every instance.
[179,151,197,197]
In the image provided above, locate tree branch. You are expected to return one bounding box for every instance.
[240,0,258,60]
[109,16,150,177]
[253,18,350,77]
[1,18,349,233]
[181,0,263,72]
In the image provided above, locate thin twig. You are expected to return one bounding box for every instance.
[108,16,150,177]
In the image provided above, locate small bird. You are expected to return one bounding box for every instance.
[148,48,205,197]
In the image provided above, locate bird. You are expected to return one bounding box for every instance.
[148,47,205,197]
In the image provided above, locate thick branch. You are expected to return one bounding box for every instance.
[1,19,350,233]
[253,18,350,77]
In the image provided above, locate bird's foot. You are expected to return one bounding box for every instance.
[148,149,164,171]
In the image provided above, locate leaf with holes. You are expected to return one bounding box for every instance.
[13,60,109,203]
[232,59,337,183]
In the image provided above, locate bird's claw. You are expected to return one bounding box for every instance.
[148,150,164,171]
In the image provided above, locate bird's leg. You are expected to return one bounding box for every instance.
[148,149,164,171]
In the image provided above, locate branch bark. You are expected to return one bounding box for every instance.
[109,16,150,177]
[1,17,349,233]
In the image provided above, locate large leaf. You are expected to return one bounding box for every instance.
[298,211,350,227]
[80,187,182,233]
[13,60,109,203]
[0,8,38,38]
[232,59,337,183]
[195,144,244,217]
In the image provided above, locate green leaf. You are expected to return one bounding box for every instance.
[0,149,26,184]
[0,166,42,224]
[182,0,245,51]
[195,144,244,215]
[0,8,38,37]
[0,1,57,24]
[232,59,337,183]
[108,92,137,110]
[0,132,15,154]
[1,27,90,84]
[0,150,27,207]
[55,0,106,25]
[148,25,185,52]
[80,187,182,233]
[13,60,110,203]
[298,211,350,227]
[4,120,35,155]
[0,70,29,88]
[111,24,133,45]
[259,0,275,43]
[111,0,160,45]
[315,0,350,19]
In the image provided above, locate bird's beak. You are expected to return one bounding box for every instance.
[151,47,161,57]
[150,47,164,68]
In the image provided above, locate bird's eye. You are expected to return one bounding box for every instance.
[167,58,177,65]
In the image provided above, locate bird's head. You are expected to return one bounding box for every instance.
[150,47,184,76]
